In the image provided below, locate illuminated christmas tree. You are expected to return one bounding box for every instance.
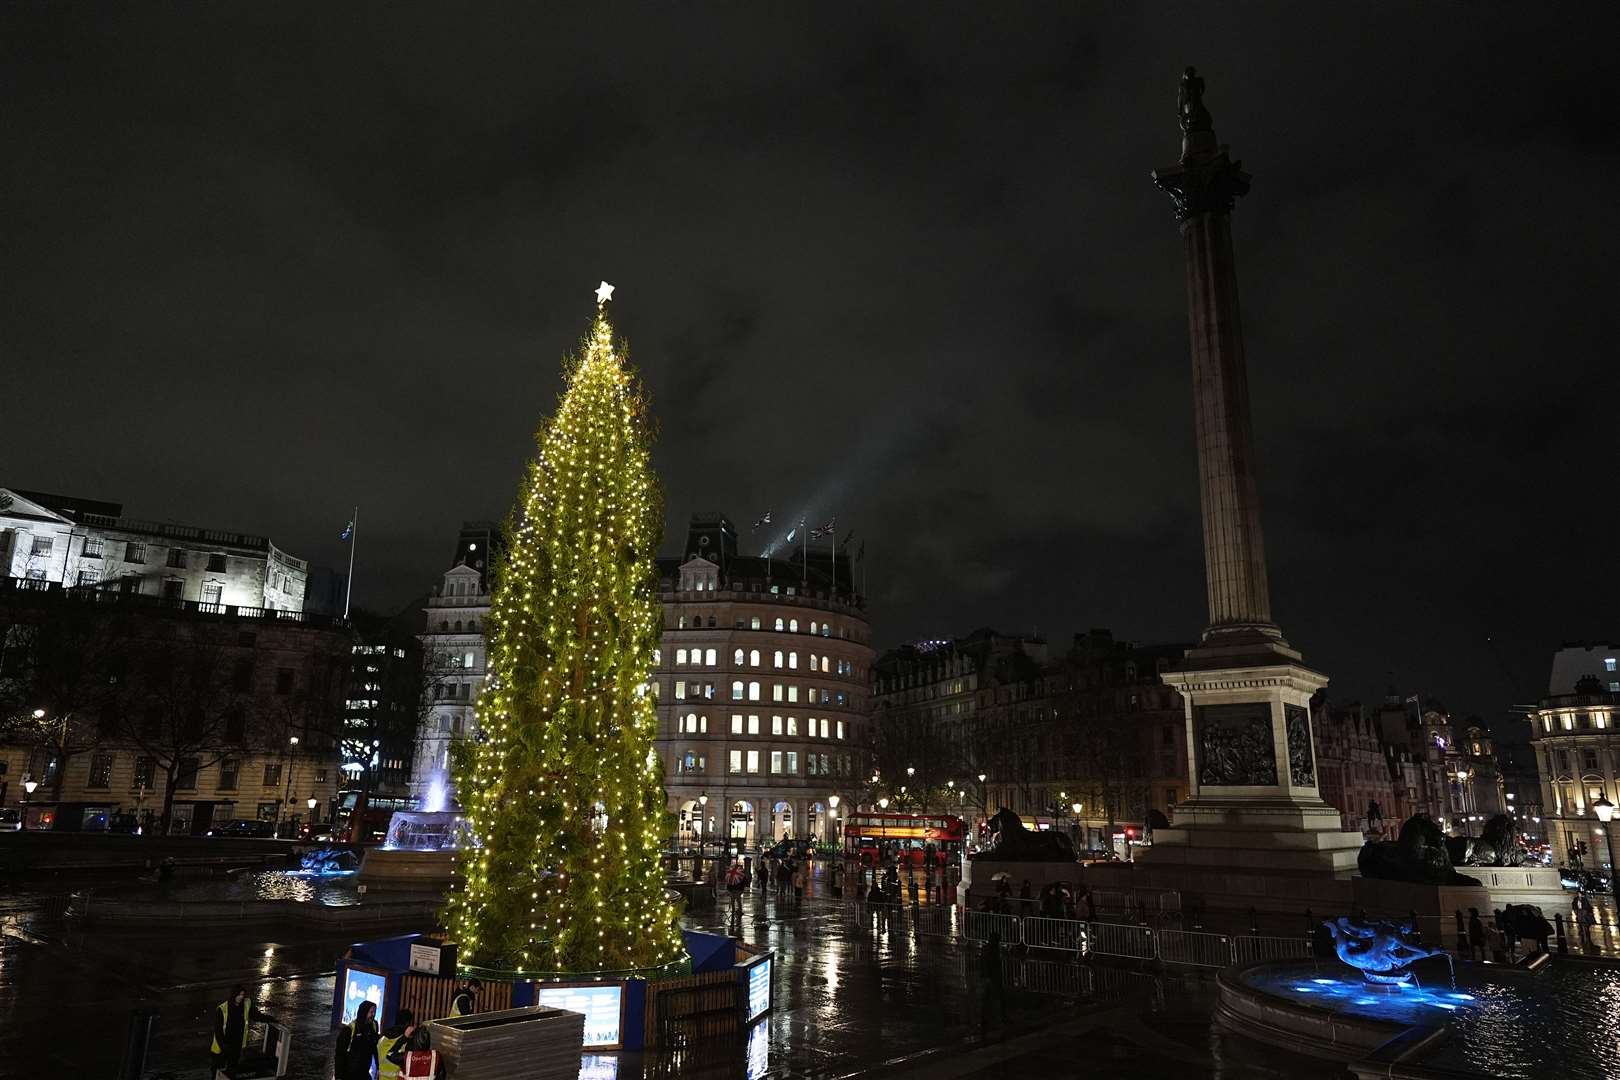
[449,282,683,973]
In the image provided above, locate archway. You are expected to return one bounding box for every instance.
[677,798,703,844]
[772,800,794,841]
[730,800,755,844]
[808,801,826,843]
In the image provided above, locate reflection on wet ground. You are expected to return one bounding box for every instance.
[21,874,1611,1078]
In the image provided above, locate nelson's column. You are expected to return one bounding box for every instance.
[1134,69,1363,903]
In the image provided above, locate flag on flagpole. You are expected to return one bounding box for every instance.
[340,520,354,541]
[784,527,797,544]
[751,511,772,531]
[810,519,836,539]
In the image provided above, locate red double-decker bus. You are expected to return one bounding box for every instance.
[842,811,965,868]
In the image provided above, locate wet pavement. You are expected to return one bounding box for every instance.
[11,866,1614,1078]
[0,870,1340,1080]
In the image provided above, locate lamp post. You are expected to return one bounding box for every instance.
[1455,768,1472,837]
[828,794,840,847]
[1593,796,1619,909]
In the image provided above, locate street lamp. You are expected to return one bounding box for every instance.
[906,766,915,778]
[307,797,318,810]
[31,708,45,719]
[878,797,889,810]
[1593,796,1619,907]
[24,779,38,797]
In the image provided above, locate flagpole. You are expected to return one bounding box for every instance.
[829,525,836,598]
[343,506,358,620]
[801,521,807,587]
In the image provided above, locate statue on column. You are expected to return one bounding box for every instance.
[1178,66,1212,134]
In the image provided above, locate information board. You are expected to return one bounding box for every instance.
[745,955,772,1022]
[341,967,387,1026]
[536,983,625,1049]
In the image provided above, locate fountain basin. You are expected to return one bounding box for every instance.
[358,810,471,886]
[1216,960,1415,1060]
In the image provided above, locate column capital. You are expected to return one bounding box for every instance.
[1152,152,1251,224]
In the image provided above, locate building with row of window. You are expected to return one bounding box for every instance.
[1530,667,1618,870]
[656,513,873,845]
[0,575,349,833]
[872,627,1188,849]
[0,487,307,611]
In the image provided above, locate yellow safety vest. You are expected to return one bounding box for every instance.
[449,992,472,1017]
[377,1032,409,1079]
[209,1000,252,1054]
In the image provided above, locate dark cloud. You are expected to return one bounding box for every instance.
[4,4,1616,728]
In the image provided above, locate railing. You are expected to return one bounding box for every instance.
[1086,921,1158,960]
[962,909,1024,945]
[0,576,349,629]
[852,901,1313,972]
[1023,915,1086,952]
[1231,934,1313,965]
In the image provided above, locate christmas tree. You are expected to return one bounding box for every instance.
[449,282,683,974]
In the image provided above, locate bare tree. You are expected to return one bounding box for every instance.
[111,623,256,833]
[0,596,129,800]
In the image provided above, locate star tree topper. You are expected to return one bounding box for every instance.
[595,280,615,306]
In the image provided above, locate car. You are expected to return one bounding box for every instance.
[0,808,21,833]
[207,818,278,838]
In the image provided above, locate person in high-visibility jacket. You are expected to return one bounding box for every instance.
[377,1008,420,1079]
[449,977,482,1017]
[209,984,273,1076]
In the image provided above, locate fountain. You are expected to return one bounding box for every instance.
[1320,916,1452,988]
[357,773,471,887]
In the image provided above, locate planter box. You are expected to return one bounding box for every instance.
[427,1005,584,1080]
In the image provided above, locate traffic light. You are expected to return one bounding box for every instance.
[1578,840,1589,856]
[1125,827,1135,839]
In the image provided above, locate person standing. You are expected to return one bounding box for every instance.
[449,977,482,1018]
[1467,908,1487,961]
[726,859,746,917]
[335,1000,379,1080]
[377,1008,416,1080]
[792,860,805,906]
[1576,893,1597,948]
[209,984,273,1076]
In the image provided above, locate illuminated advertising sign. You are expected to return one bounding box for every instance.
[341,967,387,1026]
[536,983,625,1049]
[745,955,772,1022]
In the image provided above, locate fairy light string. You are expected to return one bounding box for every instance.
[447,284,683,973]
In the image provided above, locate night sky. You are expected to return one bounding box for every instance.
[5,5,1616,728]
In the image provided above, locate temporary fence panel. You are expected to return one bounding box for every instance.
[1155,929,1234,968]
[1085,921,1157,960]
[645,971,743,1048]
[911,904,956,937]
[1022,916,1086,953]
[400,973,513,1021]
[1001,954,1091,997]
[1231,934,1311,965]
[962,909,1023,945]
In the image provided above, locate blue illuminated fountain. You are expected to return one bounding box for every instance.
[1320,916,1453,988]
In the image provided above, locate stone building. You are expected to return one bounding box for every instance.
[1549,642,1620,696]
[872,627,1190,850]
[1530,674,1617,870]
[412,522,502,804]
[0,487,307,611]
[654,513,874,846]
[1312,700,1401,838]
[0,577,349,833]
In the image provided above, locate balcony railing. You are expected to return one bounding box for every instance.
[0,575,350,629]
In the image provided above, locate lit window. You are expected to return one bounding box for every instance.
[653,649,661,664]
[836,720,845,739]
[685,713,697,733]
[746,749,759,774]
[822,656,831,673]
[1562,714,1574,731]
[751,616,761,630]
[774,618,785,631]
[788,686,799,703]
[729,750,743,774]
[809,688,819,704]
[675,680,686,700]
[810,653,818,670]
[734,648,745,665]
[1607,658,1618,672]
[705,648,717,666]
[772,715,783,735]
[789,620,799,633]
[787,716,798,736]
[789,652,798,670]
[748,714,760,734]
[748,681,760,701]
[773,651,784,669]
[820,717,829,738]
[750,649,760,667]
[771,751,783,775]
[810,622,818,634]
[772,684,783,702]
[731,714,743,734]
[731,681,743,701]
[807,755,818,776]
[677,648,688,664]
[786,751,798,774]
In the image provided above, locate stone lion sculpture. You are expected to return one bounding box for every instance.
[970,808,1077,863]
[1357,813,1478,885]
[1446,813,1530,867]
